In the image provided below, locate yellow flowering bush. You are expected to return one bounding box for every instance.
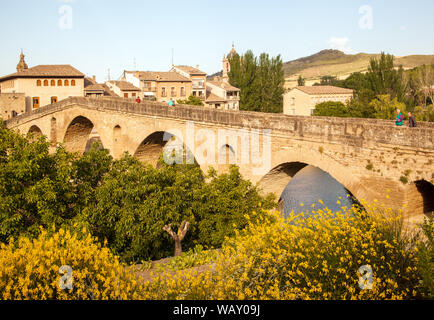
[0,228,144,300]
[142,202,423,300]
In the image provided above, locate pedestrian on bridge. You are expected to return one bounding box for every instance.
[395,109,403,126]
[408,112,417,127]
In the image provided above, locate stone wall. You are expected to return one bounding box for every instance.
[5,96,434,150]
[0,93,26,120]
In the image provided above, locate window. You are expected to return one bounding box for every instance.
[180,87,185,97]
[71,80,76,86]
[36,80,42,86]
[64,80,69,86]
[161,87,167,97]
[43,80,49,86]
[51,80,56,86]
[132,93,136,97]
[124,93,128,98]
[291,97,295,106]
[33,97,40,109]
[291,108,296,115]
[171,87,176,97]
[51,97,57,104]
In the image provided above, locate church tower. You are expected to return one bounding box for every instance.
[16,50,28,72]
[222,43,237,82]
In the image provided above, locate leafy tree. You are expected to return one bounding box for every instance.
[297,75,305,86]
[413,104,434,122]
[369,94,407,120]
[366,52,407,102]
[313,101,349,117]
[229,50,284,113]
[176,95,204,106]
[347,98,376,119]
[0,123,77,241]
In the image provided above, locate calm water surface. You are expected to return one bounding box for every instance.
[280,165,354,217]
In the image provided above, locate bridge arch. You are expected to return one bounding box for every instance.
[217,144,237,173]
[134,130,198,167]
[27,125,43,140]
[257,152,368,208]
[63,116,106,154]
[113,125,122,158]
[411,179,434,215]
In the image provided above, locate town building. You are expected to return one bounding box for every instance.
[170,65,207,99]
[106,80,141,99]
[0,52,84,118]
[283,85,354,116]
[121,71,192,103]
[84,77,117,98]
[203,45,240,110]
[206,76,240,110]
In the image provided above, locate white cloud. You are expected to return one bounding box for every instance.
[327,37,357,54]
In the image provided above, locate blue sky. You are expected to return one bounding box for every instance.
[1,0,433,82]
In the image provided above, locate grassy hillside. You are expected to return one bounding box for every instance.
[284,50,434,87]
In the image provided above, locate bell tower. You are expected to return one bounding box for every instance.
[16,50,28,72]
[222,43,237,82]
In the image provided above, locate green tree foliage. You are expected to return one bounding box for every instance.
[311,53,434,121]
[176,95,204,106]
[313,75,341,86]
[0,122,76,241]
[369,94,406,120]
[228,50,284,113]
[313,101,349,117]
[366,52,407,102]
[297,75,305,86]
[0,124,276,262]
[413,104,434,122]
[83,157,275,262]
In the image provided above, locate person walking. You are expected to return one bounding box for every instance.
[408,112,417,127]
[136,96,141,103]
[395,109,403,126]
[168,99,174,107]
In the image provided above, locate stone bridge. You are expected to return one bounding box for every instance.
[4,96,434,218]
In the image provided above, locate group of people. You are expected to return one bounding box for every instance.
[395,109,417,127]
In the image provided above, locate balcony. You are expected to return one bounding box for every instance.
[144,87,157,92]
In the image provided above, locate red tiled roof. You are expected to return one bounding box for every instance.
[136,71,191,82]
[206,91,226,102]
[84,84,105,91]
[208,80,240,92]
[293,86,353,95]
[107,80,141,91]
[0,65,85,81]
[174,65,207,76]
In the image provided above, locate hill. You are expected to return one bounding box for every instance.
[283,49,434,88]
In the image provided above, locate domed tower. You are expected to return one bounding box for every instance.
[16,50,28,72]
[222,43,237,82]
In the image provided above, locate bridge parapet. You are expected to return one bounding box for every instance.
[4,96,434,151]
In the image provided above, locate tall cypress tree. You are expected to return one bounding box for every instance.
[229,50,284,113]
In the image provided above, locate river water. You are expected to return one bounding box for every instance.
[280,165,354,217]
